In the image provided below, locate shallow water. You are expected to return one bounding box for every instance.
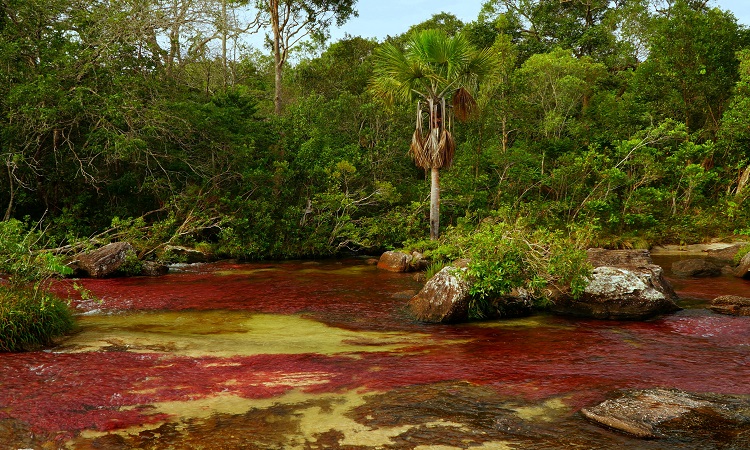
[1,258,749,449]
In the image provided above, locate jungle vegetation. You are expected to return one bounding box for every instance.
[2,0,750,261]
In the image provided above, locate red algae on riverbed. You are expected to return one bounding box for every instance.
[3,259,750,448]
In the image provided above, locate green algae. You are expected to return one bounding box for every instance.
[513,397,571,422]
[213,267,280,276]
[470,315,574,330]
[57,311,430,357]
[71,388,517,450]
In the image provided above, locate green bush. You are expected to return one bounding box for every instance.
[0,219,73,285]
[0,219,77,352]
[422,218,592,318]
[0,287,75,352]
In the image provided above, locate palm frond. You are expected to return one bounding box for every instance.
[410,129,429,169]
[437,129,456,169]
[452,87,477,122]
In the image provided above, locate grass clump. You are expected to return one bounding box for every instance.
[0,219,77,352]
[0,287,75,352]
[406,216,593,319]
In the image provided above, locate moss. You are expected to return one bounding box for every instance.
[0,286,75,352]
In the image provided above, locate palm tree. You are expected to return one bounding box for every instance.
[370,29,494,240]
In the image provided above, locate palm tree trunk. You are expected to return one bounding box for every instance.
[430,166,440,240]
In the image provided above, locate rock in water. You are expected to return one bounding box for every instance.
[75,242,135,278]
[710,295,750,316]
[376,251,414,272]
[408,266,470,323]
[141,261,169,277]
[582,388,750,443]
[671,258,722,277]
[552,266,680,320]
[163,245,208,264]
[706,243,745,261]
[734,252,750,279]
[551,248,679,320]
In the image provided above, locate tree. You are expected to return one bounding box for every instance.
[252,0,357,114]
[632,0,745,139]
[479,0,619,63]
[516,48,605,141]
[370,29,494,239]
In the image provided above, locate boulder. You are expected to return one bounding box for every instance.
[163,245,208,264]
[709,295,750,316]
[141,261,169,277]
[408,266,470,323]
[75,242,135,278]
[377,251,413,272]
[550,248,679,320]
[587,248,678,299]
[671,258,722,277]
[734,252,750,279]
[484,288,534,320]
[581,388,750,442]
[587,248,653,267]
[410,251,429,271]
[706,243,745,262]
[551,266,680,320]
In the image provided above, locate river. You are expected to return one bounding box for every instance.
[1,256,749,449]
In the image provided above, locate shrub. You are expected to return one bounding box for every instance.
[0,219,72,285]
[427,218,592,318]
[0,287,75,352]
[0,219,77,352]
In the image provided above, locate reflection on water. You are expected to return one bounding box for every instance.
[1,258,749,449]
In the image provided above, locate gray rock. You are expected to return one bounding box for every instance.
[551,266,680,320]
[710,295,750,316]
[163,245,208,264]
[75,242,136,278]
[672,258,722,277]
[582,388,750,442]
[141,261,169,277]
[408,266,470,323]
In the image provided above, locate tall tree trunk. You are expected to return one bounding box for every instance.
[221,0,228,88]
[270,0,283,115]
[274,49,282,114]
[430,166,440,240]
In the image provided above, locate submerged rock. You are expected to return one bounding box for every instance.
[710,295,750,316]
[408,266,470,323]
[75,242,136,278]
[581,388,750,442]
[377,251,414,272]
[671,258,722,278]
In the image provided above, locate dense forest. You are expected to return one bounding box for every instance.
[2,0,750,263]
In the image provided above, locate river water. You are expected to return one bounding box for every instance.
[1,257,749,449]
